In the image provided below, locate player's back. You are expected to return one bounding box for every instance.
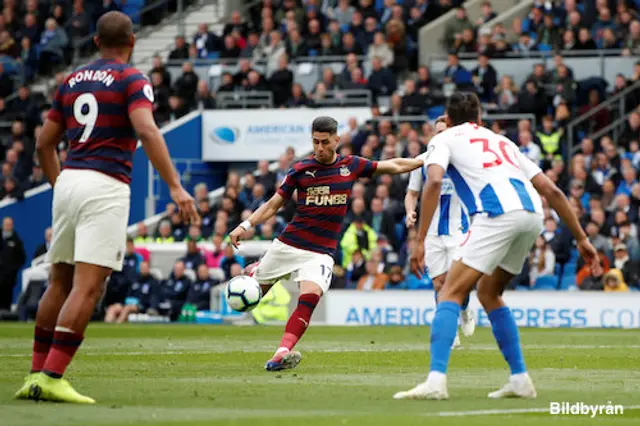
[49,58,153,184]
[430,123,543,218]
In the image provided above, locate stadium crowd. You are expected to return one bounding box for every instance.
[2,0,640,322]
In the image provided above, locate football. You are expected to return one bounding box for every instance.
[225,275,262,312]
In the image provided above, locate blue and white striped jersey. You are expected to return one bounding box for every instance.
[408,151,469,237]
[424,123,543,219]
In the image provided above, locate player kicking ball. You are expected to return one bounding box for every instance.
[229,116,423,371]
[14,12,199,404]
[394,93,599,400]
[405,116,475,349]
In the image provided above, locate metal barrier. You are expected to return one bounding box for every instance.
[216,91,274,109]
[368,113,537,129]
[314,90,372,107]
[566,80,640,154]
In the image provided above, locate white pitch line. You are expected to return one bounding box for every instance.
[2,343,640,357]
[426,405,640,417]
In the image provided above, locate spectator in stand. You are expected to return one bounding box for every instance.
[181,239,205,271]
[155,261,192,321]
[219,244,245,280]
[0,217,25,310]
[603,269,629,292]
[156,220,175,244]
[205,234,225,268]
[528,236,556,286]
[185,263,220,311]
[357,259,388,291]
[443,6,473,50]
[104,261,159,323]
[38,18,68,76]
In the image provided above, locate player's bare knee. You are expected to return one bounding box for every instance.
[476,285,501,308]
[299,281,323,297]
[432,275,445,292]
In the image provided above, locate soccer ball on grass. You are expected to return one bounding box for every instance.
[225,275,262,312]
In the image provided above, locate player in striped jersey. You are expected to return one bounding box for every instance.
[395,93,599,400]
[405,117,475,349]
[14,12,199,404]
[229,116,423,371]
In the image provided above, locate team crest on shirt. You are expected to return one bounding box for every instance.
[340,166,351,176]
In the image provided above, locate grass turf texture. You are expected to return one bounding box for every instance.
[1,324,639,425]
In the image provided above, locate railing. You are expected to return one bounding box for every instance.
[566,80,640,154]
[314,90,372,107]
[216,91,273,109]
[588,110,636,144]
[369,113,537,128]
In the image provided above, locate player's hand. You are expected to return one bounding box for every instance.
[577,238,601,276]
[405,211,417,228]
[229,226,245,249]
[169,186,200,226]
[410,240,425,279]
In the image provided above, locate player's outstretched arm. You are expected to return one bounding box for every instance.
[374,158,424,176]
[229,193,286,248]
[410,164,445,278]
[35,119,65,187]
[531,173,601,275]
[130,108,200,225]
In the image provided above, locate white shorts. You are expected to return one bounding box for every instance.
[47,169,131,271]
[456,210,543,276]
[424,233,465,279]
[254,239,335,294]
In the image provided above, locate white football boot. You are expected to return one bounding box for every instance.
[451,332,461,349]
[488,373,537,399]
[393,372,449,400]
[460,309,476,337]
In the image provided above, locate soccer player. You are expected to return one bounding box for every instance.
[394,93,599,400]
[14,11,199,404]
[405,116,475,349]
[229,116,423,371]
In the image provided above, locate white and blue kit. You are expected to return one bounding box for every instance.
[408,152,469,279]
[424,123,544,275]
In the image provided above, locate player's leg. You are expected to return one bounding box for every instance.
[265,280,322,371]
[29,262,111,404]
[265,253,332,371]
[448,234,475,338]
[14,263,74,399]
[394,216,513,400]
[477,267,535,399]
[480,212,542,399]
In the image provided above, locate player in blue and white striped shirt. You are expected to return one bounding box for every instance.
[404,117,475,348]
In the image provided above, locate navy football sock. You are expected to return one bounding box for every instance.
[429,301,460,374]
[489,306,526,375]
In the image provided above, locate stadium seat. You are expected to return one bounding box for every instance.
[516,285,531,291]
[560,275,577,290]
[533,275,558,290]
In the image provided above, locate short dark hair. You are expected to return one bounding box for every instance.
[446,92,481,126]
[312,116,338,134]
[96,11,134,48]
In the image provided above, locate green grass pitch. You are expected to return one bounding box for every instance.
[1,324,639,425]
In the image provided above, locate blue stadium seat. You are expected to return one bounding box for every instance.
[569,248,578,261]
[516,285,531,291]
[560,275,577,290]
[427,105,444,119]
[534,275,558,290]
[207,52,220,59]
[554,263,562,276]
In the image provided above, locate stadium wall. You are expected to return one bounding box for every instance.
[321,291,640,329]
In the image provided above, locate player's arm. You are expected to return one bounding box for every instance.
[531,172,600,274]
[35,119,65,187]
[130,108,199,225]
[229,193,286,248]
[515,148,600,274]
[374,157,424,176]
[404,166,423,228]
